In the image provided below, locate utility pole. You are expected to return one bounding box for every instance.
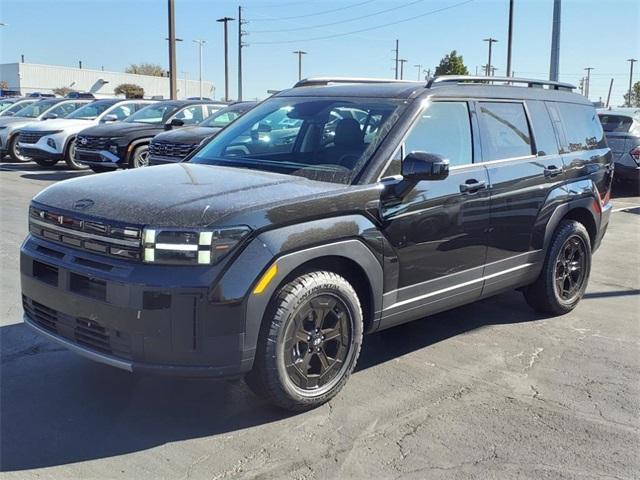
[414,64,423,81]
[483,38,498,76]
[506,0,514,77]
[399,59,407,80]
[238,6,248,101]
[491,66,498,76]
[584,67,594,99]
[627,58,637,107]
[20,54,24,63]
[394,39,399,80]
[217,16,234,102]
[579,77,585,96]
[293,50,307,81]
[606,78,614,108]
[549,0,561,81]
[168,0,177,100]
[78,60,82,69]
[192,40,206,99]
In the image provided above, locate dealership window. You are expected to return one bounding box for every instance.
[478,102,533,160]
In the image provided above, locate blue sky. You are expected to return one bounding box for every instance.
[1,0,638,104]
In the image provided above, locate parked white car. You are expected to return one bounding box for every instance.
[0,98,90,161]
[17,99,153,168]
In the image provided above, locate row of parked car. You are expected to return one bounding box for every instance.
[0,96,257,172]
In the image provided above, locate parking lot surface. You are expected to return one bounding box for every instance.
[1,161,639,480]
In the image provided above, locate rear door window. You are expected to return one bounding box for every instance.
[477,102,533,160]
[526,100,559,156]
[554,103,605,152]
[173,105,204,125]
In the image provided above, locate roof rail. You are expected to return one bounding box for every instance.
[294,77,414,88]
[426,75,575,91]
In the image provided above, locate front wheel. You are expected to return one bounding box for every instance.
[8,135,30,162]
[523,220,592,315]
[64,138,87,170]
[246,271,363,411]
[130,145,149,168]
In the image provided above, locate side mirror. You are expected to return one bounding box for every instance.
[102,114,118,123]
[257,122,272,133]
[166,118,185,129]
[401,151,449,181]
[3,111,14,116]
[43,113,58,120]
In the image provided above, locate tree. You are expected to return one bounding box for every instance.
[53,86,73,97]
[434,50,469,76]
[114,83,144,99]
[0,80,8,90]
[623,81,640,107]
[125,63,165,77]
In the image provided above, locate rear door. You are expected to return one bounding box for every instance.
[475,100,564,295]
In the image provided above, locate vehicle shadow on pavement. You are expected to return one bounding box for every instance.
[0,290,549,472]
[1,161,91,182]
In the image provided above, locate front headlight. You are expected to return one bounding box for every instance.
[142,226,251,265]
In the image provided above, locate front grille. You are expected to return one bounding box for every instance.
[75,135,109,151]
[23,295,132,358]
[19,131,50,144]
[29,206,142,261]
[149,140,196,159]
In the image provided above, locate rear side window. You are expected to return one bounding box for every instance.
[404,101,473,167]
[478,102,533,160]
[555,103,605,152]
[526,100,559,156]
[598,114,632,133]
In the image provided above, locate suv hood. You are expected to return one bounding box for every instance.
[19,118,97,132]
[33,163,347,228]
[0,117,38,129]
[153,126,220,145]
[79,121,163,138]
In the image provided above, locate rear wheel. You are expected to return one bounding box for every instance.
[130,145,149,168]
[64,138,87,170]
[523,220,592,315]
[8,135,29,162]
[246,271,363,411]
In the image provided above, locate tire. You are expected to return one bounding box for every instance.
[90,165,113,174]
[130,144,149,168]
[33,157,59,168]
[8,135,30,162]
[523,220,592,315]
[246,271,363,411]
[64,138,87,170]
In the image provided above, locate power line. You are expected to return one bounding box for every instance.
[250,0,427,33]
[248,0,378,21]
[250,0,475,45]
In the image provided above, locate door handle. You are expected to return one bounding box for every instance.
[544,165,563,177]
[459,179,487,193]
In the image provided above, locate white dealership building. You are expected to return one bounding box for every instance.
[0,62,215,99]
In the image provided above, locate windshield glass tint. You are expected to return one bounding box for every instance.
[14,100,58,118]
[125,103,174,124]
[201,106,249,128]
[191,97,402,184]
[0,100,15,112]
[0,101,33,116]
[598,114,633,133]
[67,101,115,120]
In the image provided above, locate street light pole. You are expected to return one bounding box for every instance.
[549,0,561,81]
[414,64,423,81]
[483,38,498,76]
[398,59,407,80]
[293,51,307,81]
[394,39,399,80]
[584,67,594,99]
[193,39,206,99]
[168,0,177,100]
[217,16,234,102]
[506,0,514,77]
[627,58,637,107]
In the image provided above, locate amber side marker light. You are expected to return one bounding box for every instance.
[253,263,278,294]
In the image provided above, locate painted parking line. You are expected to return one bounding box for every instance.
[613,205,640,213]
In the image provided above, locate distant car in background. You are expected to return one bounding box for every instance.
[149,101,257,165]
[18,99,153,169]
[598,108,640,187]
[74,99,224,172]
[0,97,38,116]
[0,98,91,161]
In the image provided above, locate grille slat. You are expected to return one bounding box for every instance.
[75,135,109,151]
[149,141,196,159]
[19,131,50,144]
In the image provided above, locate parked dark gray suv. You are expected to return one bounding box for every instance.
[21,76,613,411]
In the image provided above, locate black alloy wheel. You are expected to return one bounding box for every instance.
[554,235,587,302]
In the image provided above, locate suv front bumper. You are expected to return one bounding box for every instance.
[21,235,254,377]
[74,148,122,168]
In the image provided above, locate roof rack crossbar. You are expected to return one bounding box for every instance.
[426,75,575,91]
[294,77,415,88]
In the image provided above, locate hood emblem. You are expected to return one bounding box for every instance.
[73,198,94,210]
[80,137,88,145]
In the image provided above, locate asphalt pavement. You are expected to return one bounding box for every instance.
[1,161,639,480]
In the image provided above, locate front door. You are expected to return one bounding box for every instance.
[379,100,491,328]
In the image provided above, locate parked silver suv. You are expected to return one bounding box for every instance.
[598,108,640,186]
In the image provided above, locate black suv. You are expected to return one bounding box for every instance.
[148,101,257,165]
[74,100,222,172]
[20,76,613,411]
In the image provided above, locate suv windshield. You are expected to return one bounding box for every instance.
[125,103,175,124]
[191,97,403,184]
[598,114,633,133]
[67,101,117,120]
[13,100,59,118]
[201,104,252,128]
[0,100,34,116]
